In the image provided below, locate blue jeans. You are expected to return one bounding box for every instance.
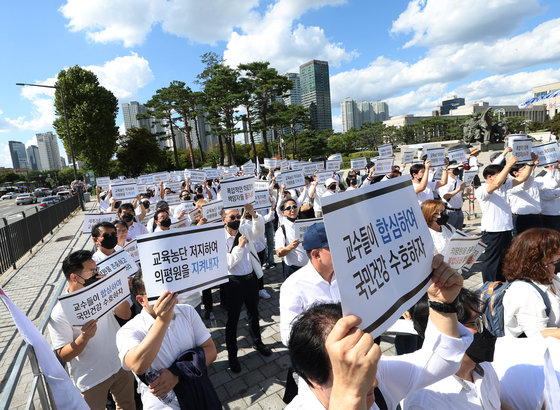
[264,222,275,265]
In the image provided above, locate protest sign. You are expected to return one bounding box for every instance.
[507,134,529,148]
[110,183,138,201]
[402,151,414,164]
[185,170,206,183]
[378,144,393,158]
[97,249,139,278]
[443,232,481,271]
[463,170,478,187]
[328,153,343,162]
[462,241,487,271]
[427,147,446,167]
[325,160,341,171]
[123,239,140,264]
[242,163,255,174]
[281,170,306,190]
[220,176,255,209]
[302,163,317,176]
[165,181,182,192]
[264,158,278,169]
[254,180,269,191]
[374,158,394,176]
[205,169,219,179]
[294,218,323,242]
[165,194,181,206]
[291,162,304,170]
[152,172,170,183]
[137,224,229,301]
[448,149,468,164]
[188,207,201,223]
[96,177,110,189]
[83,213,118,235]
[321,176,434,338]
[431,166,443,182]
[171,219,188,229]
[58,266,130,326]
[532,142,560,167]
[317,171,332,184]
[350,157,367,170]
[138,175,154,185]
[222,172,234,180]
[512,139,532,163]
[202,200,224,223]
[136,184,147,194]
[280,159,289,170]
[229,165,239,174]
[254,190,272,210]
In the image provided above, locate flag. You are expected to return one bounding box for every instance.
[256,156,262,174]
[0,287,88,410]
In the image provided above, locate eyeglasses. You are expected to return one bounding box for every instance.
[116,229,128,234]
[284,204,298,212]
[464,314,488,334]
[77,268,99,279]
[228,214,242,221]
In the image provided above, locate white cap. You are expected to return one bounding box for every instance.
[325,178,337,187]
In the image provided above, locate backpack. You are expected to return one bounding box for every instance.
[479,280,551,337]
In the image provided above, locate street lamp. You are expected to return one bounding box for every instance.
[494,108,505,122]
[16,83,85,210]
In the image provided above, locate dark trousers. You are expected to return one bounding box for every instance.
[283,264,302,280]
[258,250,266,290]
[481,230,512,283]
[225,273,261,357]
[264,222,275,265]
[543,215,560,233]
[515,214,543,235]
[447,210,464,230]
[202,288,213,312]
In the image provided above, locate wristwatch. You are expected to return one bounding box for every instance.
[526,163,535,167]
[428,300,458,313]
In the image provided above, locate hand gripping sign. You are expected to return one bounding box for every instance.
[532,141,560,167]
[136,224,229,301]
[294,218,323,242]
[321,175,435,339]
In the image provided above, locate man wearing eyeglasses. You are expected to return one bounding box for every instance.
[222,204,272,373]
[91,221,121,263]
[275,198,309,279]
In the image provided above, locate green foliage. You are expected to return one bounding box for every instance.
[550,113,560,134]
[295,130,330,159]
[327,132,357,155]
[348,151,378,158]
[53,65,119,176]
[0,172,20,183]
[117,127,166,176]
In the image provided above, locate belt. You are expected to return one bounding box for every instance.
[446,207,462,212]
[231,272,255,280]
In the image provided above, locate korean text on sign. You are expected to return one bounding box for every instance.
[321,176,434,339]
[202,200,224,223]
[426,147,446,167]
[83,213,118,235]
[220,176,256,209]
[281,170,306,189]
[532,141,559,167]
[512,139,532,163]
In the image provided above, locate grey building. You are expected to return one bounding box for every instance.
[9,141,28,169]
[121,101,163,134]
[283,73,302,106]
[61,156,67,168]
[300,60,333,131]
[26,145,41,171]
[36,132,62,171]
[341,98,361,133]
[440,96,465,115]
[340,99,390,133]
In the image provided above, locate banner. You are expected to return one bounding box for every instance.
[136,224,229,301]
[532,141,560,167]
[58,266,130,326]
[448,149,468,164]
[512,139,532,163]
[123,239,140,264]
[96,177,110,189]
[401,151,414,164]
[83,212,118,235]
[442,231,481,271]
[350,157,367,170]
[281,170,306,189]
[321,176,434,338]
[317,171,333,185]
[220,176,255,209]
[463,169,478,187]
[378,144,393,158]
[110,183,138,201]
[326,160,341,171]
[328,153,343,162]
[254,190,272,210]
[374,158,394,176]
[185,170,206,183]
[294,218,323,242]
[205,169,219,180]
[426,147,446,167]
[202,200,224,223]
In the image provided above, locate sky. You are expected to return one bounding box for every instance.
[2,0,560,168]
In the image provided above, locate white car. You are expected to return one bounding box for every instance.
[1,193,14,200]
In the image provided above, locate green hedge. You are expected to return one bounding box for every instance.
[348,151,378,159]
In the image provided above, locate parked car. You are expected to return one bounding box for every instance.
[57,191,72,199]
[34,190,46,198]
[16,193,37,205]
[39,196,58,209]
[1,193,15,200]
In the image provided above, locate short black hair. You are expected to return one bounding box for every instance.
[288,303,342,387]
[483,164,504,179]
[114,220,128,230]
[62,250,93,281]
[118,203,135,215]
[132,271,145,295]
[91,221,116,238]
[154,209,168,222]
[410,164,424,177]
[508,163,525,177]
[280,198,297,211]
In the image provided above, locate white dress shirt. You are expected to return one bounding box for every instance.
[279,260,340,346]
[503,276,560,338]
[429,225,456,255]
[413,181,437,204]
[475,180,514,232]
[225,215,264,277]
[404,362,501,410]
[507,174,559,215]
[437,176,464,209]
[286,320,473,410]
[127,221,149,240]
[146,216,179,233]
[536,168,560,215]
[116,305,211,410]
[274,220,308,267]
[92,248,114,263]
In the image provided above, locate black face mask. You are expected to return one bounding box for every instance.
[160,218,172,228]
[227,220,241,230]
[143,201,150,209]
[553,260,560,274]
[81,274,100,288]
[286,216,297,223]
[350,178,357,186]
[465,328,496,363]
[121,213,134,223]
[452,168,461,176]
[100,234,118,250]
[436,212,449,226]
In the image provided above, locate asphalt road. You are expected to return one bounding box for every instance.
[0,197,42,223]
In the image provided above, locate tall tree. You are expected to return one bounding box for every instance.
[282,104,312,158]
[117,127,166,176]
[194,52,225,88]
[239,77,259,163]
[53,65,119,176]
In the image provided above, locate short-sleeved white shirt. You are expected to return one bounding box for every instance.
[127,221,149,240]
[413,181,438,204]
[437,177,464,209]
[274,221,308,267]
[116,305,211,410]
[475,180,513,232]
[48,301,122,392]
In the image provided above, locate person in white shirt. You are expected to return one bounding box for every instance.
[146,201,179,233]
[308,176,326,218]
[91,222,121,263]
[475,155,534,282]
[172,190,193,221]
[116,276,219,409]
[275,198,309,279]
[437,163,466,230]
[286,254,473,410]
[115,220,129,249]
[536,162,560,232]
[411,160,448,204]
[421,200,456,255]
[153,209,172,232]
[322,178,338,199]
[118,203,149,240]
[48,250,134,410]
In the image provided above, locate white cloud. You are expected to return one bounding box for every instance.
[25,136,38,148]
[390,0,543,48]
[332,114,342,133]
[0,144,13,169]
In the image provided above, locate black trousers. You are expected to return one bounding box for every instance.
[543,215,560,233]
[258,250,266,290]
[481,230,512,283]
[515,214,543,235]
[225,273,261,357]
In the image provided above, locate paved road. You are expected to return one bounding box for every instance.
[0,198,44,223]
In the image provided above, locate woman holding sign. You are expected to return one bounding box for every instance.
[422,200,456,254]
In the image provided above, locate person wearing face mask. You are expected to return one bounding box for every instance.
[437,163,467,230]
[47,250,134,410]
[146,201,180,233]
[322,178,338,199]
[173,190,193,221]
[404,288,513,410]
[421,200,456,255]
[154,209,173,232]
[275,199,309,279]
[118,203,148,240]
[91,222,121,263]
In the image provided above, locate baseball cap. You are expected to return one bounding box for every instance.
[325,178,337,187]
[156,200,169,209]
[303,222,329,251]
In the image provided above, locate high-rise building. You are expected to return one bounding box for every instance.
[341,98,361,133]
[61,156,67,168]
[36,132,62,171]
[340,100,390,133]
[283,73,302,106]
[121,101,163,134]
[372,101,390,121]
[358,101,374,124]
[9,141,28,169]
[26,145,41,171]
[299,60,333,131]
[440,96,465,115]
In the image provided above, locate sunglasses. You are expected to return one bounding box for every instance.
[228,214,242,221]
[101,233,117,240]
[464,314,488,334]
[284,204,298,211]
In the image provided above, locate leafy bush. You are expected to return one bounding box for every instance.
[348,151,378,159]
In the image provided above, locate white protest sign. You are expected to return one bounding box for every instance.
[58,266,130,326]
[264,158,273,168]
[171,219,188,229]
[302,163,317,176]
[507,134,529,148]
[532,142,560,167]
[138,175,154,185]
[242,163,255,174]
[136,184,147,194]
[291,162,304,171]
[185,170,206,183]
[463,170,478,187]
[165,194,181,206]
[123,239,140,264]
[220,176,255,209]
[136,224,229,301]
[222,172,234,180]
[281,170,306,190]
[317,171,332,185]
[326,160,341,171]
[374,158,394,176]
[402,151,414,164]
[254,190,272,210]
[350,157,367,170]
[97,249,139,278]
[280,159,289,170]
[427,147,446,167]
[229,165,239,174]
[321,175,434,339]
[294,218,323,242]
[448,149,468,164]
[110,183,138,201]
[205,169,219,180]
[512,139,532,163]
[188,208,201,222]
[152,172,170,183]
[431,166,443,182]
[165,182,182,192]
[378,144,393,158]
[462,241,487,271]
[328,153,343,162]
[202,200,224,223]
[83,213,118,235]
[443,232,481,271]
[254,180,269,191]
[96,177,110,189]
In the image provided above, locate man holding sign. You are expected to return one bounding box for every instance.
[48,250,134,410]
[410,160,448,204]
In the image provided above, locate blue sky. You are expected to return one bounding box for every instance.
[1,0,560,168]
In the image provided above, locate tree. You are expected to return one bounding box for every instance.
[53,65,119,176]
[280,104,312,158]
[116,127,166,176]
[194,52,225,88]
[328,131,357,154]
[295,130,330,159]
